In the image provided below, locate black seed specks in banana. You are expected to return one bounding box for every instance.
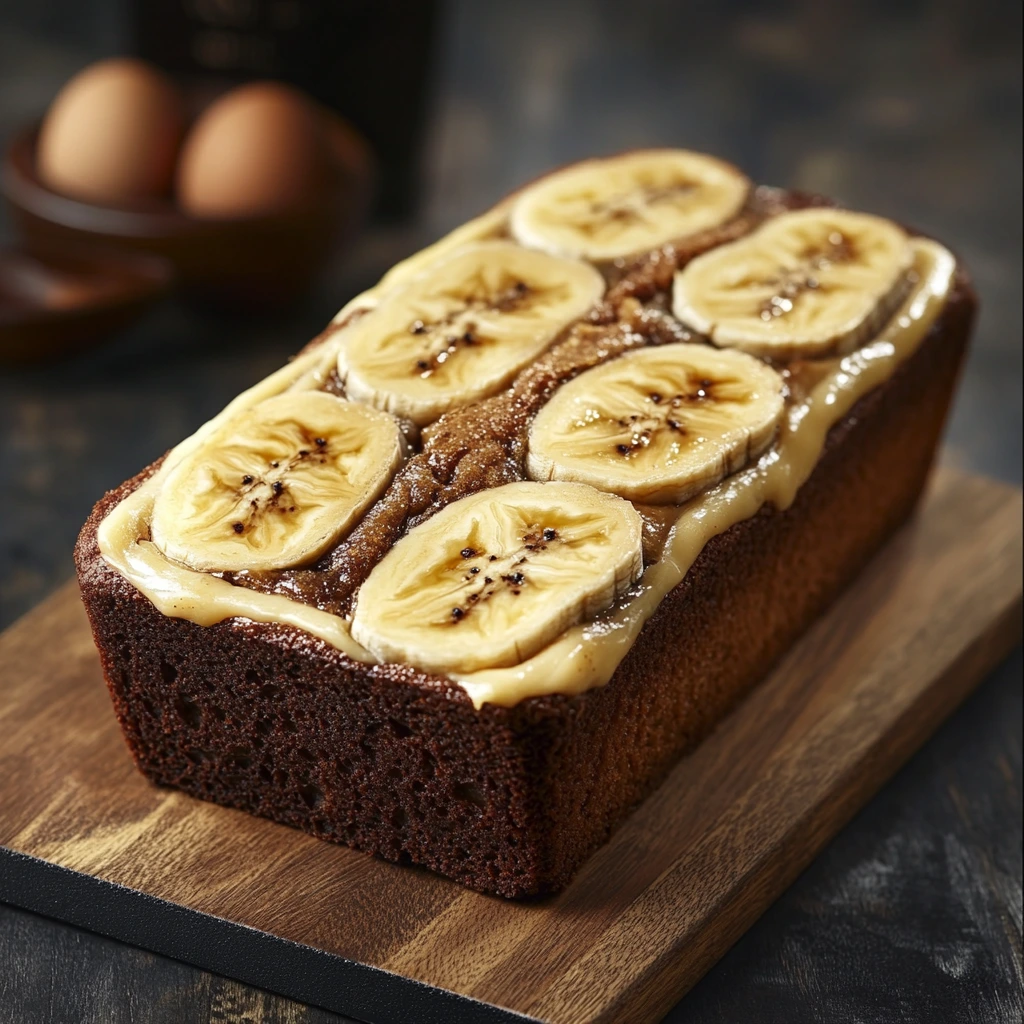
[672,208,913,358]
[527,343,785,504]
[151,392,403,572]
[337,241,604,427]
[350,481,643,674]
[510,150,750,262]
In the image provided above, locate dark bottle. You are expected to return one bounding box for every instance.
[131,0,439,221]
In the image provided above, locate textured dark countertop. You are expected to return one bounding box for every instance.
[1,1,1021,1022]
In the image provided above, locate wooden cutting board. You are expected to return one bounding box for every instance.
[0,466,1020,1024]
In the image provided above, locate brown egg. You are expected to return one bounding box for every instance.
[37,58,185,204]
[177,82,328,219]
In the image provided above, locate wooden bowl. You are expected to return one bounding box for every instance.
[0,243,172,364]
[2,125,371,310]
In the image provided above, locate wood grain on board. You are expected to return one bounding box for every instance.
[0,466,1020,1024]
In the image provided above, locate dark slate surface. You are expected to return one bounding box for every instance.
[1,1,1020,1021]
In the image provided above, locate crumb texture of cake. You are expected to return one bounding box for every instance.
[75,149,976,896]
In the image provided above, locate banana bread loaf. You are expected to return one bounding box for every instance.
[75,151,975,897]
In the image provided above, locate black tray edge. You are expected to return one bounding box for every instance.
[0,848,539,1024]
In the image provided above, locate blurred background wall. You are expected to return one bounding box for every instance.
[0,0,1020,624]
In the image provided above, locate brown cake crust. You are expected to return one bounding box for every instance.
[74,268,974,897]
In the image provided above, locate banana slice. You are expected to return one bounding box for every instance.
[509,150,751,262]
[337,241,604,427]
[151,391,402,572]
[350,481,643,675]
[672,207,913,358]
[527,343,784,504]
